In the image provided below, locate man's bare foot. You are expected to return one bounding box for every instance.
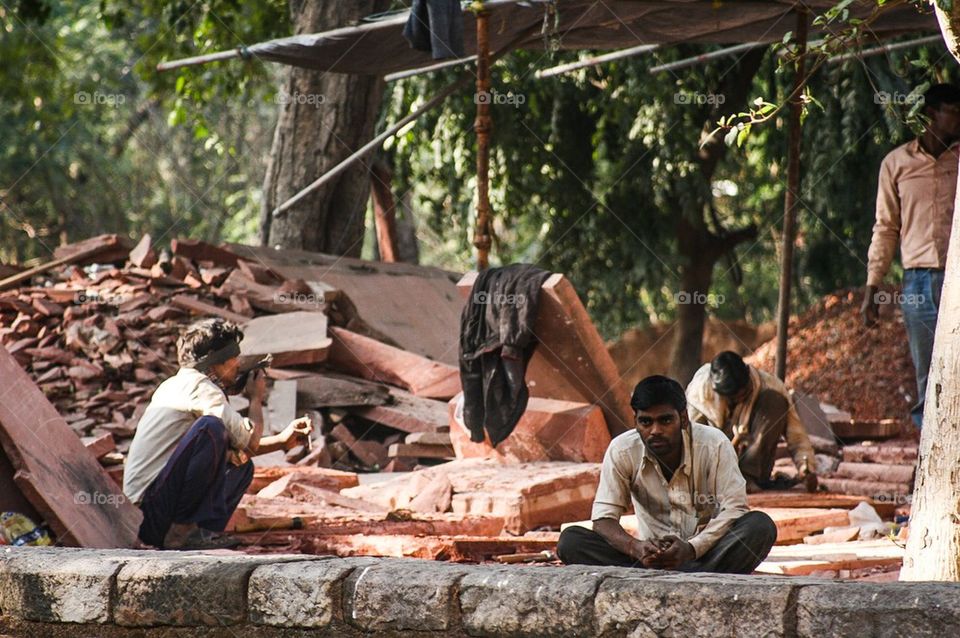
[745,478,763,494]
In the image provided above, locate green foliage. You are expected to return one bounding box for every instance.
[385,37,953,338]
[0,0,274,262]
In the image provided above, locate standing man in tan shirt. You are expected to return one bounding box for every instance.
[557,375,776,574]
[861,83,960,428]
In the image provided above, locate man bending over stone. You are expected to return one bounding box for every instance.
[123,318,312,550]
[557,375,776,573]
[686,351,817,493]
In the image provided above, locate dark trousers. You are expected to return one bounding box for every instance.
[901,268,944,428]
[738,390,790,485]
[556,511,777,575]
[138,416,254,548]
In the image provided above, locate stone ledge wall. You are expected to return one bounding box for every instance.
[0,547,957,637]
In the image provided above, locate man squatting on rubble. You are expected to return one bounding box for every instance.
[122,318,313,550]
[557,375,776,573]
[686,351,818,494]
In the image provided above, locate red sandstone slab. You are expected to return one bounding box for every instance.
[448,394,610,463]
[350,387,448,434]
[0,345,141,548]
[327,326,461,400]
[248,465,358,494]
[342,459,601,534]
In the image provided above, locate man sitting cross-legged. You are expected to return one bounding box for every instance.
[557,375,776,574]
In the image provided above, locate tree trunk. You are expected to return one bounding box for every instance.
[671,236,715,385]
[260,0,391,255]
[668,48,766,385]
[901,2,960,582]
[370,159,399,263]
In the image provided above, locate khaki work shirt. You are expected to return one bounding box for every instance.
[123,367,254,504]
[591,424,748,558]
[867,139,958,287]
[686,364,815,472]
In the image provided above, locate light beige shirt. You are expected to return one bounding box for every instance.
[686,364,815,471]
[867,139,958,287]
[123,367,254,504]
[591,424,748,558]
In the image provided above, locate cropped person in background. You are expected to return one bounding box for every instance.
[861,83,960,428]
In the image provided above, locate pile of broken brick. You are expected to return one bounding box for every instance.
[0,234,917,576]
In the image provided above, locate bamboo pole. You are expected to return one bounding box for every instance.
[474,7,493,270]
[385,56,478,82]
[828,34,942,64]
[775,9,808,381]
[535,44,659,79]
[271,79,467,219]
[648,42,764,74]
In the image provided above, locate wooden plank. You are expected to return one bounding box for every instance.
[239,311,332,368]
[842,444,918,465]
[1,235,128,291]
[746,491,896,518]
[757,539,904,576]
[296,373,389,408]
[457,272,633,436]
[170,294,250,324]
[832,462,915,484]
[0,346,141,547]
[264,379,298,434]
[818,477,911,500]
[350,387,449,433]
[52,234,132,265]
[327,326,461,400]
[388,442,456,459]
[830,419,900,440]
[227,243,463,364]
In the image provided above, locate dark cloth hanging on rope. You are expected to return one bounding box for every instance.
[459,263,552,447]
[403,0,465,59]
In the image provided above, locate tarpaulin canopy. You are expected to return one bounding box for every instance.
[162,0,938,76]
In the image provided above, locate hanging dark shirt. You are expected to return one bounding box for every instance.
[403,0,465,60]
[459,264,552,447]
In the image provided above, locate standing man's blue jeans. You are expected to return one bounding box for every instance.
[900,268,945,428]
